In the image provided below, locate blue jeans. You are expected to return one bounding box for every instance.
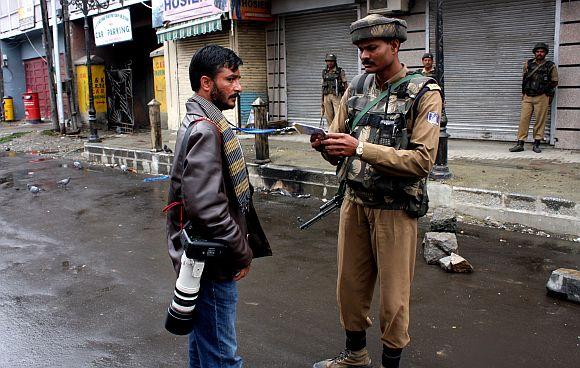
[188,278,242,368]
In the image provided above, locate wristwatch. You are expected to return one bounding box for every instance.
[355,141,364,157]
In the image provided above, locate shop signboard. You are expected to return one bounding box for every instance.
[151,0,228,27]
[232,0,272,22]
[93,8,133,47]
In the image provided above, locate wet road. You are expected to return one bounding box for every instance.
[0,153,578,368]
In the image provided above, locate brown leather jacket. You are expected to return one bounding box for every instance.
[166,99,271,280]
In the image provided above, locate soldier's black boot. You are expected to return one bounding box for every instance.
[532,140,542,153]
[509,140,525,152]
[381,346,403,368]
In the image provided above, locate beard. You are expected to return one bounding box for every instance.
[211,85,238,111]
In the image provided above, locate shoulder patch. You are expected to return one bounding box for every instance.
[426,83,441,91]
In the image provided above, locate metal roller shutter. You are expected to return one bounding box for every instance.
[236,22,268,125]
[441,0,556,141]
[175,32,233,122]
[285,8,359,125]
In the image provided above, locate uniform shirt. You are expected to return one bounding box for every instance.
[322,67,348,96]
[522,59,558,84]
[329,66,443,205]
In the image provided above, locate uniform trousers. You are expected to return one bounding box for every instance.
[517,94,550,141]
[337,199,417,349]
[323,94,342,126]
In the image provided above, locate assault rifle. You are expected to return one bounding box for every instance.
[299,182,346,230]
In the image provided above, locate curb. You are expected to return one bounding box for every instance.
[84,143,580,237]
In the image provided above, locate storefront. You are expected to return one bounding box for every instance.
[156,0,270,132]
[435,0,557,141]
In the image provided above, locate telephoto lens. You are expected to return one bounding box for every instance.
[165,253,205,335]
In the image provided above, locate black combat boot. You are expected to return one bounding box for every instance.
[509,140,524,152]
[381,346,403,368]
[532,140,542,153]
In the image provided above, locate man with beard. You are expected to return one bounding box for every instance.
[311,14,442,368]
[510,42,558,153]
[165,44,271,368]
[419,52,436,79]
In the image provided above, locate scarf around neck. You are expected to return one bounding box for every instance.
[187,94,251,213]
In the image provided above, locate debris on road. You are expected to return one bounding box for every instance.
[430,207,457,233]
[422,232,459,264]
[546,268,580,303]
[439,253,474,273]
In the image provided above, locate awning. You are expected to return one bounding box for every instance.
[156,14,223,43]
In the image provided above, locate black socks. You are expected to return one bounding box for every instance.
[382,345,403,368]
[345,330,366,351]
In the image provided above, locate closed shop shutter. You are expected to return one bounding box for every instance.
[236,22,268,126]
[175,31,233,123]
[436,0,556,140]
[285,8,359,125]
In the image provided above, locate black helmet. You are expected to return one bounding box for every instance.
[325,53,337,61]
[533,42,549,54]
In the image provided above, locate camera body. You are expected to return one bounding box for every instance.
[165,228,228,335]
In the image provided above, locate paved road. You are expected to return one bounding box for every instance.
[0,153,578,367]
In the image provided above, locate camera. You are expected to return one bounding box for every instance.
[164,228,228,335]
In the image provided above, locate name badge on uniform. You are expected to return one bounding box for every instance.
[427,112,440,126]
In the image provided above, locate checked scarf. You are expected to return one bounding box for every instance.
[188,94,251,213]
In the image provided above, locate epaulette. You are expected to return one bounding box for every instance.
[426,83,441,91]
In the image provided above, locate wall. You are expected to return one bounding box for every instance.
[554,0,580,149]
[271,0,355,15]
[1,38,25,119]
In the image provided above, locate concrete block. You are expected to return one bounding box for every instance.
[453,187,502,207]
[561,0,580,23]
[399,50,426,70]
[422,232,458,264]
[556,88,580,108]
[554,129,580,150]
[557,67,580,87]
[400,13,425,31]
[504,193,537,212]
[560,23,580,44]
[546,268,580,303]
[554,109,580,129]
[430,207,457,233]
[400,32,425,52]
[559,45,580,66]
[427,182,454,208]
[539,197,576,216]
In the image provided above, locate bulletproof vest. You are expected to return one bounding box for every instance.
[322,67,346,96]
[338,72,436,209]
[523,59,555,97]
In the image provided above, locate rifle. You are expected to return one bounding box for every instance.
[299,181,346,230]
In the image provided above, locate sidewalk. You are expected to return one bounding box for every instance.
[81,130,580,237]
[1,119,577,237]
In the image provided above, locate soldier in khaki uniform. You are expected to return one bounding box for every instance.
[420,52,436,78]
[311,14,442,368]
[510,42,558,153]
[322,54,348,125]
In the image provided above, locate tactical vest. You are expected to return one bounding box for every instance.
[338,72,439,211]
[322,67,346,96]
[522,59,555,97]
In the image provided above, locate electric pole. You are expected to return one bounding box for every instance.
[39,0,59,131]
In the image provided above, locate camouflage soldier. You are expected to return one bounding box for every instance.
[322,53,348,125]
[311,14,442,368]
[420,52,436,78]
[510,42,558,153]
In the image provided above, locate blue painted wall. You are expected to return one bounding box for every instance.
[1,28,65,120]
[2,39,26,120]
